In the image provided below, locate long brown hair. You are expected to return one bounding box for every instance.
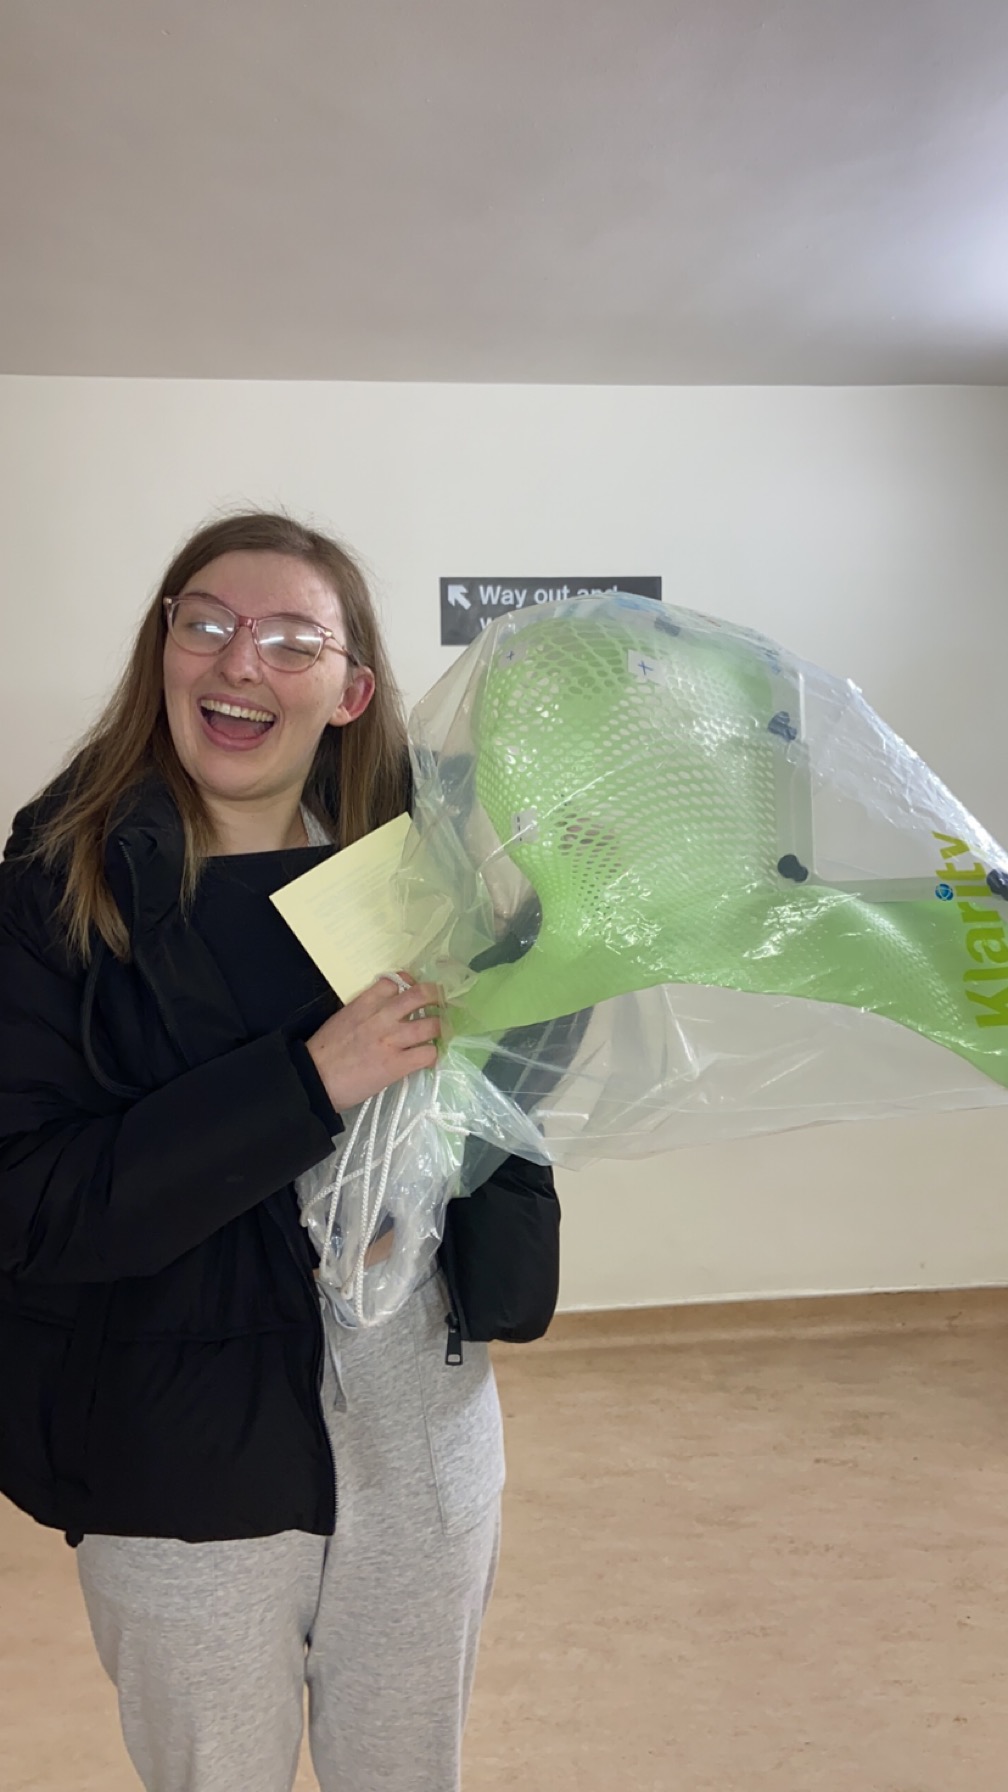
[37,511,409,962]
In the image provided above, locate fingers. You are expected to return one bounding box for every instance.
[360,974,440,1013]
[375,978,442,1023]
[307,972,443,1111]
[399,1012,441,1048]
[375,970,411,994]
[396,981,441,1018]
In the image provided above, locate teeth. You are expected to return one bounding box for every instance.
[201,699,275,723]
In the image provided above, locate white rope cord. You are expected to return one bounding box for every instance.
[314,1095,375,1276]
[301,1059,484,1327]
[347,1078,409,1324]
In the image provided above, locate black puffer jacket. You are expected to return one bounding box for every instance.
[0,780,559,1544]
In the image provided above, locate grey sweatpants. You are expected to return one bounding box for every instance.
[77,1272,504,1792]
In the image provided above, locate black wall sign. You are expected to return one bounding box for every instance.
[439,575,663,646]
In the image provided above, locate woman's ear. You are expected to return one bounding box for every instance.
[329,666,376,728]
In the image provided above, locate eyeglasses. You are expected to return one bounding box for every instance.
[164,594,358,674]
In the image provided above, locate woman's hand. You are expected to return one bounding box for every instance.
[305,975,441,1113]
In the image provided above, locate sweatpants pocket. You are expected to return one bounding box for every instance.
[410,1274,505,1537]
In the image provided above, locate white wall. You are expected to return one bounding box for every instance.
[2,377,1007,1309]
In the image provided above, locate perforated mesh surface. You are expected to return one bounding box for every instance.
[454,602,1008,1089]
[477,614,779,935]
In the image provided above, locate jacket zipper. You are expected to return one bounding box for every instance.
[263,1203,338,1532]
[312,1288,338,1530]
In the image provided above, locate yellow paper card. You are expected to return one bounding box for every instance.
[270,812,413,1001]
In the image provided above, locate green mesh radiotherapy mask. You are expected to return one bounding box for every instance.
[411,594,1008,1089]
[296,594,1008,1331]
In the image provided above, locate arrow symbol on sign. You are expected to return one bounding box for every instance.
[447,583,471,609]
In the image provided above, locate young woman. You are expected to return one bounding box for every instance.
[0,512,559,1792]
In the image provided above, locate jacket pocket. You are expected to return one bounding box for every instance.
[49,1285,113,1495]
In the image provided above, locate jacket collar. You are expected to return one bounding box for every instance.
[108,778,251,1071]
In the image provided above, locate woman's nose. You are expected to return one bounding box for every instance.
[216,621,262,679]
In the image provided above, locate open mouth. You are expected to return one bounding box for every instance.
[198,697,277,743]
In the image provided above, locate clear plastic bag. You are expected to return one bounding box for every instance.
[296,1051,548,1328]
[296,592,1008,1325]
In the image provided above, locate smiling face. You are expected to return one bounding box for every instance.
[162,550,375,840]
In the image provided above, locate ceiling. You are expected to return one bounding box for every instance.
[2,0,1007,384]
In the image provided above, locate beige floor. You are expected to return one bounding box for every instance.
[3,1290,1008,1790]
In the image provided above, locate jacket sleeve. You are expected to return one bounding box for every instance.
[0,883,340,1285]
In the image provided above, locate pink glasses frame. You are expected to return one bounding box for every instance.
[163,595,358,671]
